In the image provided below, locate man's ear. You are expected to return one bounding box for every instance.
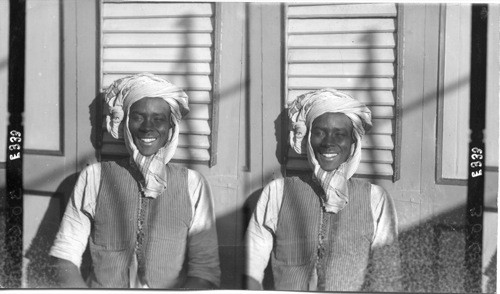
[350,133,359,157]
[168,129,173,141]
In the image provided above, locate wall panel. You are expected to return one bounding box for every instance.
[25,0,61,153]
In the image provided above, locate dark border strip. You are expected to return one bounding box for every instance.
[393,3,404,182]
[465,4,488,293]
[5,0,25,288]
[210,2,221,168]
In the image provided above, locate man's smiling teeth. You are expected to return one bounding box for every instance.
[321,153,338,158]
[141,138,157,143]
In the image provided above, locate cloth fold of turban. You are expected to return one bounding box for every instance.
[104,73,189,198]
[288,89,372,213]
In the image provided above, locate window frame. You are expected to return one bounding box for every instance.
[96,1,221,167]
[282,2,403,182]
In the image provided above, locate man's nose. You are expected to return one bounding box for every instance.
[323,134,337,146]
[140,118,154,131]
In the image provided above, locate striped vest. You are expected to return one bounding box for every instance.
[88,159,192,288]
[271,175,373,291]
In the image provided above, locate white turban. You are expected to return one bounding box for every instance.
[104,73,189,198]
[288,89,372,213]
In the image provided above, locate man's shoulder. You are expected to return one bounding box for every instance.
[368,182,388,195]
[349,177,375,190]
[79,161,105,175]
[99,157,130,169]
[165,162,190,175]
[282,172,312,184]
[349,177,371,184]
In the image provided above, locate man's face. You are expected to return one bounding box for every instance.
[310,112,354,172]
[128,97,172,156]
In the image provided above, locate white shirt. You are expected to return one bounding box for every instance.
[245,177,399,284]
[49,162,220,287]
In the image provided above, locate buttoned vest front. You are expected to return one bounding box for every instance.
[271,175,373,291]
[88,159,191,288]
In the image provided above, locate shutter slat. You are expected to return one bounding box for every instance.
[369,106,394,119]
[101,144,210,162]
[286,159,393,177]
[289,49,394,63]
[103,3,214,18]
[289,33,396,49]
[362,150,393,164]
[288,2,356,6]
[288,19,396,34]
[288,149,393,164]
[286,3,398,177]
[362,134,393,149]
[370,119,393,135]
[177,135,210,149]
[184,104,210,120]
[103,18,214,33]
[103,74,212,91]
[270,137,395,153]
[288,4,397,18]
[102,133,210,149]
[357,162,393,176]
[99,90,212,104]
[101,2,216,165]
[179,119,211,135]
[288,63,394,77]
[287,90,395,106]
[103,48,212,62]
[186,91,212,104]
[288,77,394,91]
[174,147,211,161]
[103,62,212,75]
[103,33,213,48]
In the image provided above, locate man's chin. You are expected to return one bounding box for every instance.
[318,161,339,172]
[134,142,158,156]
[136,146,158,157]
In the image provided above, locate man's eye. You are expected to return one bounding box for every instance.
[312,130,324,136]
[130,114,141,121]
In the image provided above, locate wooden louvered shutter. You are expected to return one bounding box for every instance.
[285,3,400,179]
[99,1,218,165]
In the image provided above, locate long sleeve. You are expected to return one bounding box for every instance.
[245,178,284,284]
[186,169,221,287]
[49,163,101,267]
[365,184,402,292]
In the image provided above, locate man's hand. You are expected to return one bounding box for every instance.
[51,257,88,288]
[245,275,263,290]
[183,276,217,289]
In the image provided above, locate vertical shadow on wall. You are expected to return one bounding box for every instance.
[241,187,275,290]
[275,109,287,166]
[484,251,497,292]
[22,89,102,287]
[89,93,103,158]
[238,108,288,290]
[243,109,285,282]
[23,173,78,287]
[0,183,6,286]
[215,195,252,289]
[0,58,7,70]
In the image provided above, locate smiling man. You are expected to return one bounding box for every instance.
[49,73,220,289]
[245,89,402,292]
